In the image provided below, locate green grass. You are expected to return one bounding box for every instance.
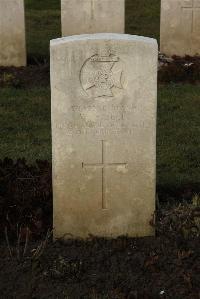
[25,0,60,10]
[126,0,160,41]
[0,84,199,190]
[25,0,61,61]
[157,84,200,189]
[0,88,51,162]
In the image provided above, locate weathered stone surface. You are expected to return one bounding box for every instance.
[160,0,200,57]
[61,0,124,36]
[51,33,157,239]
[0,0,26,67]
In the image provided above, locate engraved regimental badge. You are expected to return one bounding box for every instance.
[80,54,125,98]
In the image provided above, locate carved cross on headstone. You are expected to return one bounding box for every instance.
[181,0,200,32]
[82,140,128,209]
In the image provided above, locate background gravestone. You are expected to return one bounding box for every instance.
[51,33,158,239]
[0,0,26,67]
[61,0,125,36]
[160,0,200,56]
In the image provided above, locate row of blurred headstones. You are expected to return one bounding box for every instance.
[0,0,200,67]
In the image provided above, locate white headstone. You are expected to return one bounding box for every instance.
[61,0,125,36]
[160,0,200,56]
[0,0,26,67]
[51,33,157,239]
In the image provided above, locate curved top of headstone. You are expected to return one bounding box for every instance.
[50,33,157,47]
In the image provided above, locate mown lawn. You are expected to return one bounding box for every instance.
[126,0,160,40]
[0,87,51,161]
[25,0,61,62]
[157,84,200,191]
[0,0,199,194]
